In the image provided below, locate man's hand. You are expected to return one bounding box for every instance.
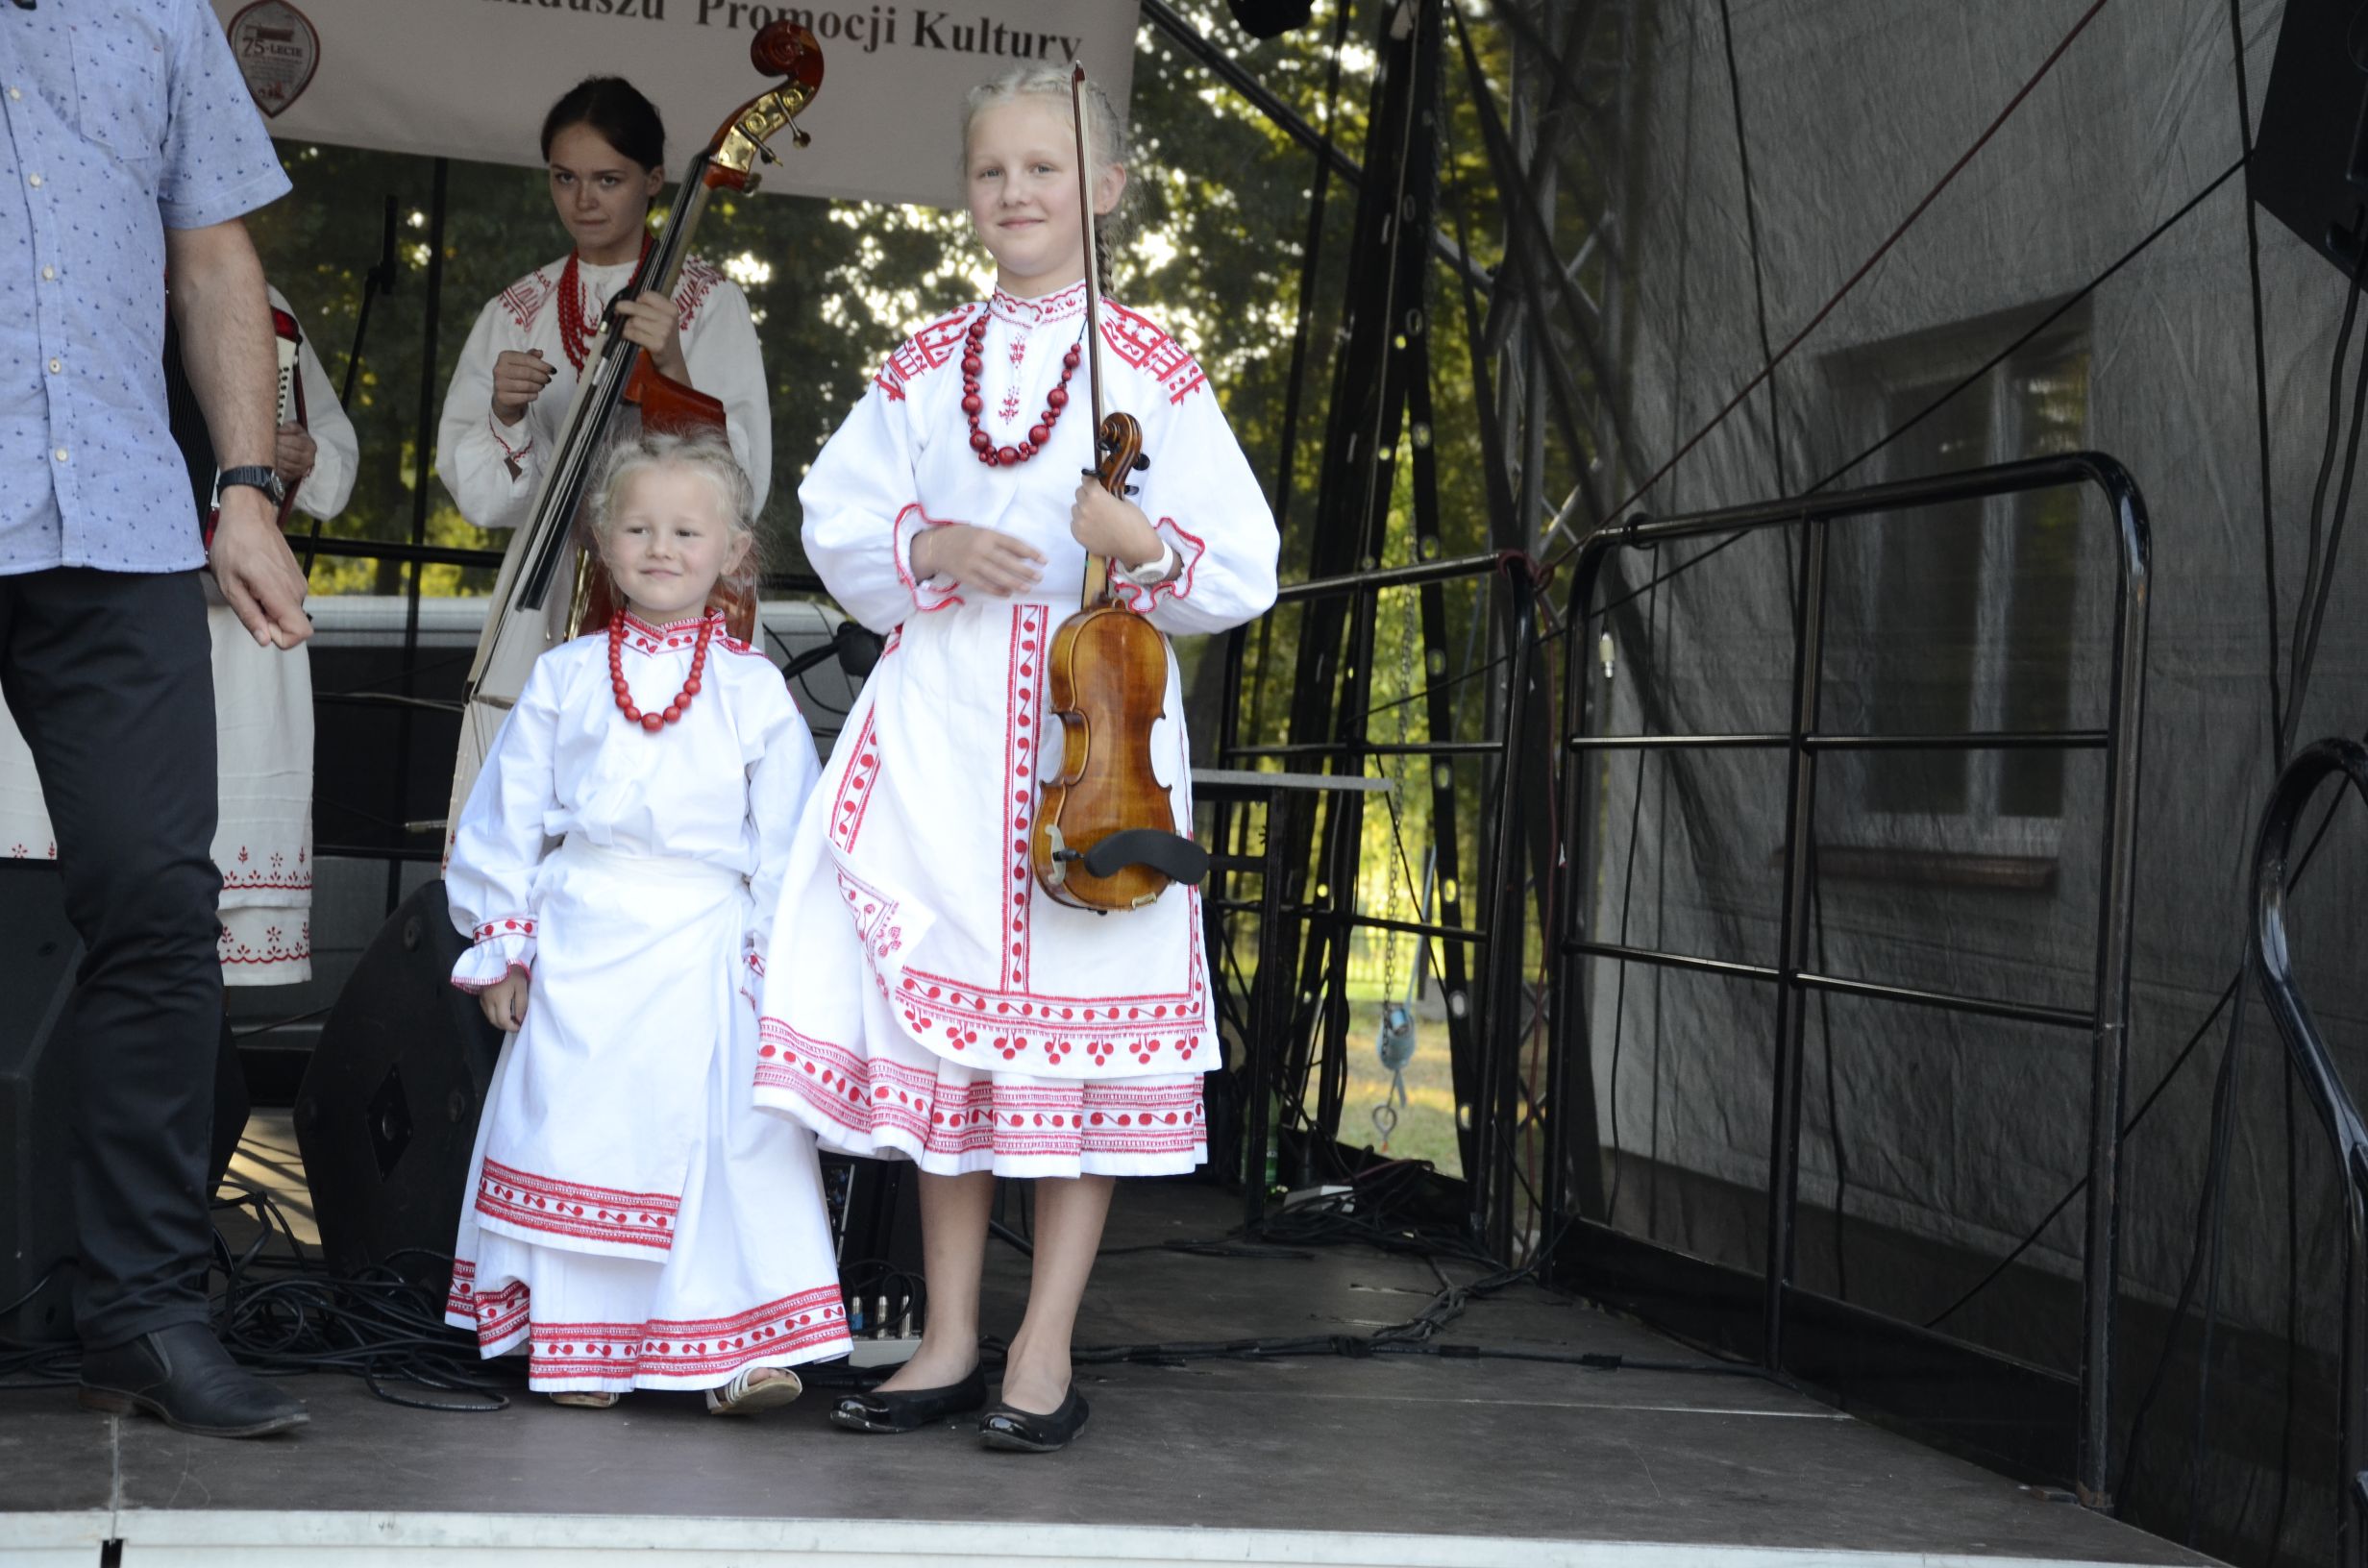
[209,488,310,649]
[273,422,316,486]
[911,524,1046,597]
[479,969,530,1033]
[491,349,555,427]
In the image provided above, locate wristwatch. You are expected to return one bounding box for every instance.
[216,465,287,508]
[1118,542,1176,588]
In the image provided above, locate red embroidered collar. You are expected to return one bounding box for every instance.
[989,280,1088,329]
[613,608,726,656]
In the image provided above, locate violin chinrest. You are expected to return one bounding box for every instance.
[1075,828,1209,887]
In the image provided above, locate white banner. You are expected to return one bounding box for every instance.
[208,0,1139,208]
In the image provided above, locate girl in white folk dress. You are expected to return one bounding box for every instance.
[436,76,771,533]
[754,66,1279,1452]
[441,432,849,1411]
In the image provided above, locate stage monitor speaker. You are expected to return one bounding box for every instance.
[2255,0,2368,277]
[0,864,248,1342]
[294,880,502,1292]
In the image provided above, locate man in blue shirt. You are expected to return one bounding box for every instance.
[3,0,309,1437]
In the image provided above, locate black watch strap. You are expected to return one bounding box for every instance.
[217,464,285,504]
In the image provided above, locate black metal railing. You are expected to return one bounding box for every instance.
[2252,736,2368,1568]
[1551,452,2152,1506]
[1214,551,1541,1248]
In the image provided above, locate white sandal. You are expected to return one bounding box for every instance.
[550,1390,620,1409]
[706,1365,802,1416]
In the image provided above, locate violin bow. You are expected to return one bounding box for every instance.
[1072,61,1115,611]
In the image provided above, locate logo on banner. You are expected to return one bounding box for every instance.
[227,1,321,119]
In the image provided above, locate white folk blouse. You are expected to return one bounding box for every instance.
[435,253,771,529]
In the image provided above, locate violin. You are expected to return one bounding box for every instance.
[447,24,823,829]
[1029,65,1210,914]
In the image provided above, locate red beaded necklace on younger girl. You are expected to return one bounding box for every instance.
[607,612,714,733]
[963,311,1084,468]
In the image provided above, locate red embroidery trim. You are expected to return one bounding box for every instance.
[753,1023,1207,1161]
[828,711,882,854]
[1003,604,1048,992]
[474,1158,680,1253]
[873,305,979,402]
[1099,302,1207,404]
[1113,518,1209,614]
[448,1267,851,1381]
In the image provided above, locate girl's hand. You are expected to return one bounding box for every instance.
[912,524,1047,596]
[615,289,689,383]
[479,969,530,1033]
[1071,479,1162,569]
[491,350,555,426]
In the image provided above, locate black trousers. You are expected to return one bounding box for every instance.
[0,568,223,1348]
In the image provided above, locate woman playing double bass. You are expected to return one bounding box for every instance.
[436,77,772,528]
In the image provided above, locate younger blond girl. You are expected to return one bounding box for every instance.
[443,430,849,1410]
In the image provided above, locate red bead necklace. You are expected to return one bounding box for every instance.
[963,312,1082,467]
[557,235,656,373]
[608,613,712,733]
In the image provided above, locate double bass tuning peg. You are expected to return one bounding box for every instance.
[1131,453,1150,471]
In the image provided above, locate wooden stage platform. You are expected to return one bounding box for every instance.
[0,1127,2221,1567]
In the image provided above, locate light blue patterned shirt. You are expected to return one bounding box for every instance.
[0,1,290,576]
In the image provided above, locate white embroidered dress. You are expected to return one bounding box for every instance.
[754,282,1279,1177]
[436,252,772,529]
[440,610,850,1392]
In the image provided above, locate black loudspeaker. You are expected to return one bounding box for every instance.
[0,864,249,1342]
[1224,0,1314,38]
[294,880,502,1291]
[2255,0,2368,276]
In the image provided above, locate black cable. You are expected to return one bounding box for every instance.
[1715,0,1788,497]
[2284,261,2368,754]
[2226,0,2283,755]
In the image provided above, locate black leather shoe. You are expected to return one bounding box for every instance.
[978,1384,1089,1453]
[79,1323,308,1438]
[828,1363,987,1433]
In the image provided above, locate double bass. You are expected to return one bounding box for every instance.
[1028,64,1210,913]
[447,24,824,829]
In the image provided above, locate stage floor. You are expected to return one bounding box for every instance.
[3,1126,2220,1567]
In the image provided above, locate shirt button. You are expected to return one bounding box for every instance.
[53,448,69,463]
[26,174,40,188]
[5,87,18,101]
[40,265,56,281]
[47,358,62,375]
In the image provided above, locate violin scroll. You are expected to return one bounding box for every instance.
[1092,411,1145,498]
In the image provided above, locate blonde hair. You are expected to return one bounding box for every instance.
[585,429,761,611]
[960,63,1135,294]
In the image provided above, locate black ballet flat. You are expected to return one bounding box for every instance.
[827,1364,987,1433]
[978,1384,1090,1453]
